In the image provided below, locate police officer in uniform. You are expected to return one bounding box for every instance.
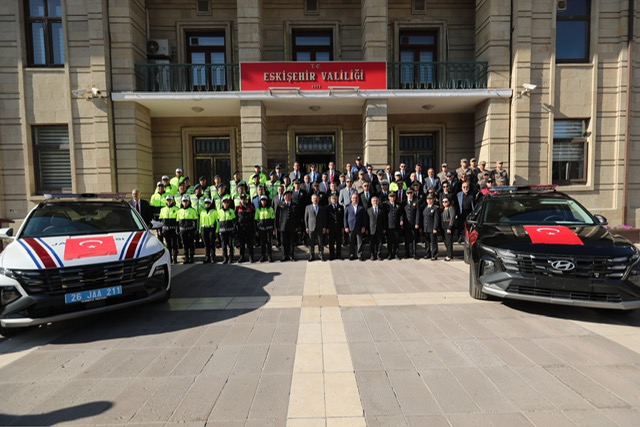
[325,193,344,260]
[403,188,422,259]
[491,160,509,186]
[177,195,198,264]
[422,194,441,260]
[236,193,256,263]
[200,198,218,263]
[384,192,404,259]
[217,196,237,264]
[276,190,298,262]
[159,195,179,263]
[255,195,276,262]
[150,181,169,244]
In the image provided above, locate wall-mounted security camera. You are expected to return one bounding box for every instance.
[91,87,102,97]
[522,83,537,91]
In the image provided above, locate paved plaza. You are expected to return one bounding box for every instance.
[1,254,640,426]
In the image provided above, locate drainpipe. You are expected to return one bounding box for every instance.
[508,0,514,183]
[623,0,634,225]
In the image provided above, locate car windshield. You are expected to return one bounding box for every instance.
[482,196,597,225]
[20,202,146,238]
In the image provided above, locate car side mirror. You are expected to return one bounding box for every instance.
[150,220,163,230]
[594,214,608,226]
[0,227,15,239]
[466,214,477,225]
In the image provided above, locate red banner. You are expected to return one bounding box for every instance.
[241,62,387,91]
[523,226,584,246]
[64,236,118,260]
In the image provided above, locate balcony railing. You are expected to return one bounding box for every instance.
[134,61,488,92]
[135,63,240,92]
[387,61,488,90]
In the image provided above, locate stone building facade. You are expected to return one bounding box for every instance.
[0,0,639,226]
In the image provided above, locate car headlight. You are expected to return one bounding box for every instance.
[0,267,17,280]
[1,286,21,307]
[481,260,497,276]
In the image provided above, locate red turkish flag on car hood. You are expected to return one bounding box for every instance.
[523,225,584,246]
[64,236,118,260]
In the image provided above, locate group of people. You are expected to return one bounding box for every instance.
[138,156,509,264]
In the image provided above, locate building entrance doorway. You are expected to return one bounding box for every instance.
[193,137,232,183]
[295,134,335,174]
[397,133,437,171]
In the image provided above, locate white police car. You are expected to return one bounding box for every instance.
[0,194,171,335]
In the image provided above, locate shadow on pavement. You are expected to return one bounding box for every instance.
[6,263,279,347]
[0,401,113,426]
[502,299,640,326]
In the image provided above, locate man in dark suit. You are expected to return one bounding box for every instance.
[325,193,344,260]
[360,181,375,211]
[422,194,441,260]
[344,192,367,260]
[326,161,340,184]
[403,189,422,259]
[304,194,326,261]
[366,196,386,260]
[130,188,152,225]
[276,190,298,261]
[383,192,404,260]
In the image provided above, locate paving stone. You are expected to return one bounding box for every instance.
[348,342,384,372]
[199,345,242,377]
[480,366,556,411]
[483,412,534,426]
[170,346,217,377]
[364,415,409,426]
[418,369,478,414]
[405,414,449,427]
[355,371,403,416]
[129,376,195,423]
[138,347,191,377]
[248,373,292,420]
[170,375,227,422]
[513,366,593,410]
[545,365,630,409]
[262,343,296,374]
[343,321,374,343]
[386,370,440,415]
[445,412,491,427]
[562,409,623,427]
[450,367,518,412]
[400,340,445,370]
[522,410,577,427]
[208,373,261,421]
[375,341,414,371]
[233,344,270,374]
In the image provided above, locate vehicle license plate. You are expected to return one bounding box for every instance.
[64,286,123,304]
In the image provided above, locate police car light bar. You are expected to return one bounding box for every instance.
[490,185,557,194]
[44,193,129,199]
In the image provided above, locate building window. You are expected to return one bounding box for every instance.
[292,29,333,61]
[25,0,64,67]
[187,31,227,89]
[556,0,590,63]
[194,137,232,184]
[33,126,71,193]
[399,30,438,88]
[552,119,588,185]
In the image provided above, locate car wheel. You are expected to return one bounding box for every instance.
[0,326,22,338]
[469,261,488,300]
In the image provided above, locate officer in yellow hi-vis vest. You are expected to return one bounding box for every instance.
[217,196,237,264]
[177,195,198,264]
[200,198,218,264]
[255,195,276,262]
[159,195,180,263]
[150,181,169,244]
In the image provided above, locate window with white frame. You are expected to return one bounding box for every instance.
[552,119,588,185]
[33,126,71,193]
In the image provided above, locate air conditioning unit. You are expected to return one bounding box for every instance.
[557,0,567,11]
[147,39,170,58]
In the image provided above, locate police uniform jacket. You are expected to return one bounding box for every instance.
[491,169,509,186]
[200,208,219,233]
[324,203,345,232]
[176,206,198,231]
[383,201,404,230]
[367,205,386,235]
[403,197,422,228]
[236,203,256,233]
[159,204,179,230]
[291,188,307,206]
[275,201,298,232]
[422,203,441,233]
[217,207,236,233]
[255,206,275,231]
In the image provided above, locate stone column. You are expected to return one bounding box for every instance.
[362,99,388,170]
[240,101,267,179]
[237,0,263,61]
[474,0,512,179]
[361,0,388,61]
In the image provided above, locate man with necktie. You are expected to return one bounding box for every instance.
[366,196,386,260]
[276,190,298,261]
[130,188,152,225]
[304,194,326,261]
[344,192,367,261]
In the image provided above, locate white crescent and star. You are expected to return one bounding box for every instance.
[535,227,561,236]
[78,239,104,249]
